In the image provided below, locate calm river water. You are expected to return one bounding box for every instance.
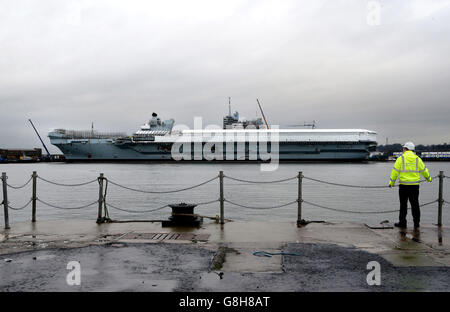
[1,162,449,225]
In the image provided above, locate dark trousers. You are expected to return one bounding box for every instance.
[399,185,420,226]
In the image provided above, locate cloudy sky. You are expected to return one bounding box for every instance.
[1,0,449,152]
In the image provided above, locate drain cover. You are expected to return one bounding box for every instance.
[120,232,210,241]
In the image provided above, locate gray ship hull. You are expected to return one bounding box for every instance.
[54,141,375,161]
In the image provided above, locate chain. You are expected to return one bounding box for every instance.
[36,198,98,210]
[224,175,297,184]
[224,198,298,210]
[303,175,436,189]
[105,201,169,213]
[8,199,33,210]
[107,175,218,194]
[37,176,98,187]
[303,200,399,214]
[302,199,439,214]
[420,200,439,207]
[193,199,220,206]
[104,198,219,214]
[6,177,32,189]
[1,171,444,220]
[303,176,391,188]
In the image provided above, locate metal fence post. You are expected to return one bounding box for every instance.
[297,171,303,227]
[32,171,37,222]
[438,171,444,226]
[2,172,10,230]
[96,173,104,224]
[219,171,224,225]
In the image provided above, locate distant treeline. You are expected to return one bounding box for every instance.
[378,143,450,154]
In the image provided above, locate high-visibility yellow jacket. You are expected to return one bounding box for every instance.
[389,150,431,186]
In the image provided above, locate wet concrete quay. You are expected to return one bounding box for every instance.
[1,220,449,291]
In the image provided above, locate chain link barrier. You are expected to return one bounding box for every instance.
[193,199,221,207]
[105,202,169,213]
[1,171,446,222]
[302,199,439,214]
[224,175,297,184]
[302,175,438,189]
[8,199,33,210]
[224,198,298,210]
[36,198,98,210]
[37,176,98,187]
[107,175,218,194]
[5,177,33,190]
[104,198,219,214]
[419,200,441,207]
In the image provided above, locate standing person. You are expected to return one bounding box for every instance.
[389,142,432,228]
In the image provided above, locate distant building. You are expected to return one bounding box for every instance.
[0,148,42,161]
[392,151,450,160]
[419,151,450,160]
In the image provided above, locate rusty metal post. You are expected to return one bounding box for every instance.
[438,171,444,226]
[297,171,303,227]
[32,171,37,222]
[96,173,104,223]
[219,171,224,225]
[2,172,10,229]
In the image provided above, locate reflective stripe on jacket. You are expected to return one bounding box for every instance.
[389,150,431,186]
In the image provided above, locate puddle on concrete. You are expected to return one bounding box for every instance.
[222,248,283,273]
[98,276,178,292]
[199,272,224,289]
[382,252,442,267]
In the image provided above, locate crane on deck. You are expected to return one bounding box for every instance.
[256,99,270,129]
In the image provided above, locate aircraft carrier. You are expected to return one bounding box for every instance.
[48,110,377,161]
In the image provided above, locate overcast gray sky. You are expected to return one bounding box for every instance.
[1,0,449,152]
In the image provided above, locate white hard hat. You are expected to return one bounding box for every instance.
[403,142,415,150]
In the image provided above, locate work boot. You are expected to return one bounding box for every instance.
[394,222,406,228]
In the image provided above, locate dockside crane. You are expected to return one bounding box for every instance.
[28,119,51,160]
